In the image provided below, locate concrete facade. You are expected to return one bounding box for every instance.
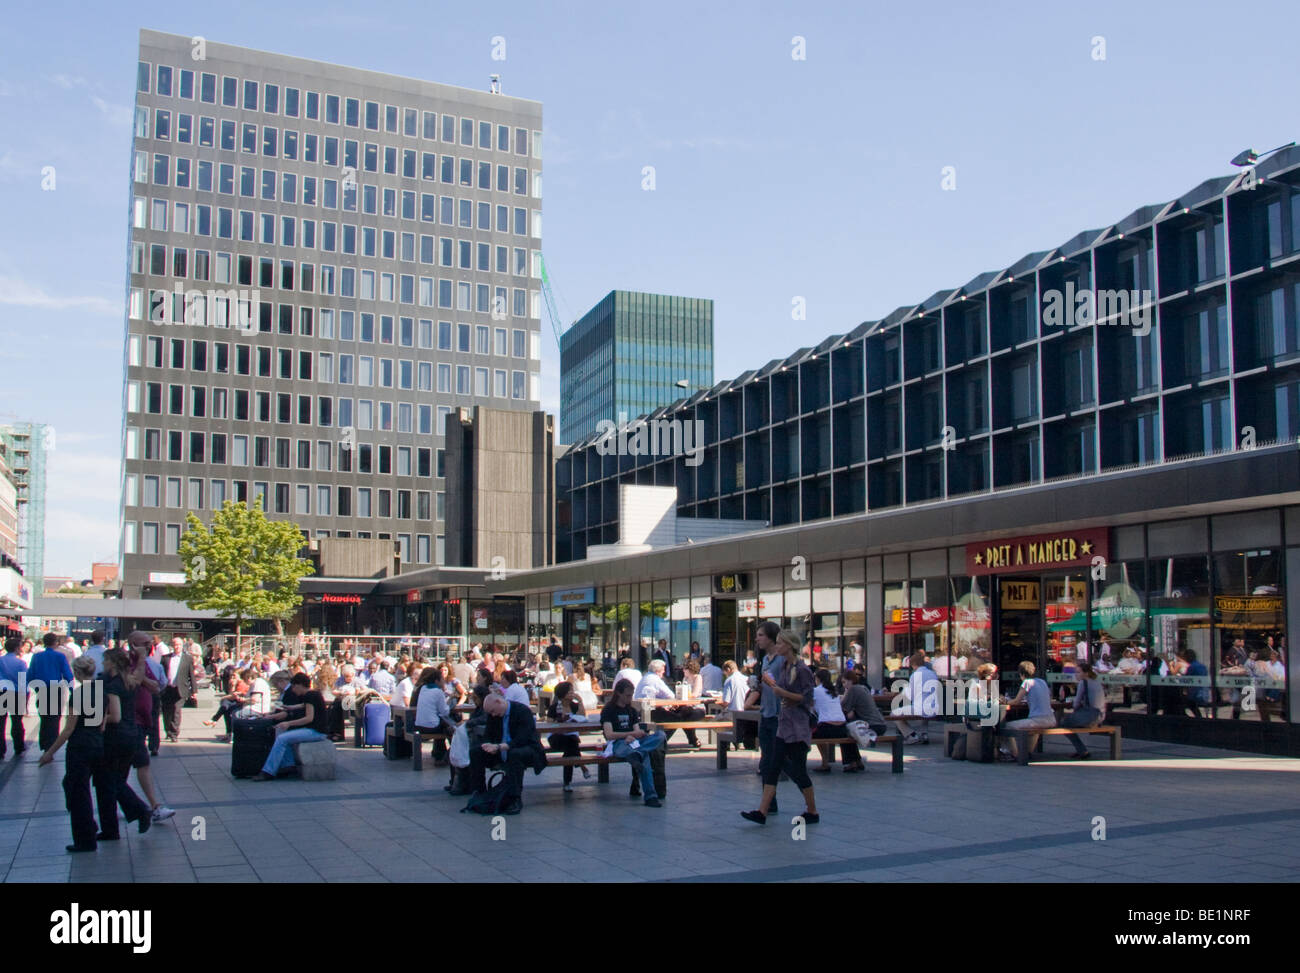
[444,406,554,569]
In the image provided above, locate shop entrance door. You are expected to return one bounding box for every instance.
[995,576,1043,693]
[713,598,739,665]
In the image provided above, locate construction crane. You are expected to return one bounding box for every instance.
[538,253,568,350]
[539,254,582,423]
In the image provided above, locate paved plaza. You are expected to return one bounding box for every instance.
[1,687,1298,883]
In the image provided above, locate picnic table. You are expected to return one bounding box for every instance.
[727,709,904,773]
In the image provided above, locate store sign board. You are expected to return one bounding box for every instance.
[553,587,594,607]
[151,620,202,632]
[966,528,1108,576]
[713,573,751,594]
[148,572,187,585]
[321,593,362,605]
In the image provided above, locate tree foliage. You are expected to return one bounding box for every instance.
[173,499,315,635]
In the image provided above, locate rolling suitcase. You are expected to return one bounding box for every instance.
[231,715,277,778]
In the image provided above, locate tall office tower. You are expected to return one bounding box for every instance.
[120,29,544,598]
[0,422,49,591]
[559,290,713,444]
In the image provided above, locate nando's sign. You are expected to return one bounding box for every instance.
[966,528,1108,576]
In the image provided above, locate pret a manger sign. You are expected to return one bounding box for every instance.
[966,528,1108,576]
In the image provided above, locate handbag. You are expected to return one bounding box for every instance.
[846,720,877,749]
[461,771,520,815]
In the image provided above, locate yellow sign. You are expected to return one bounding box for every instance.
[1002,581,1040,610]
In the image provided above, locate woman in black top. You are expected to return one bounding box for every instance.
[40,656,108,852]
[546,682,591,791]
[97,649,153,839]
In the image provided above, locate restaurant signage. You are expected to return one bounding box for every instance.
[713,573,751,594]
[150,620,202,632]
[966,528,1108,576]
[553,587,594,607]
[321,593,362,605]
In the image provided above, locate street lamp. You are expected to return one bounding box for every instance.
[1230,142,1296,167]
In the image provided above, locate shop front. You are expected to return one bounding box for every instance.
[498,502,1297,752]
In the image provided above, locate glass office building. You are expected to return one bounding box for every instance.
[119,29,544,597]
[559,290,713,444]
[488,153,1300,754]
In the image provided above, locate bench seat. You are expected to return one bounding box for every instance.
[996,725,1121,764]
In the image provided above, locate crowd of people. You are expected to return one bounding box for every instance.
[1,630,191,853]
[11,620,1236,847]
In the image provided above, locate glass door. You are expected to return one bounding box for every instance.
[995,576,1042,694]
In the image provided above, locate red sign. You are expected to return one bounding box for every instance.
[321,593,362,605]
[406,590,421,604]
[966,528,1108,577]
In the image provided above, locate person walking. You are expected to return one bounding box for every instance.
[0,636,30,759]
[753,621,784,814]
[27,633,74,752]
[741,630,820,826]
[39,655,106,853]
[95,649,153,839]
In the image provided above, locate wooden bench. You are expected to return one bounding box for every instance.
[997,725,1122,765]
[411,729,450,771]
[654,720,731,748]
[716,731,905,773]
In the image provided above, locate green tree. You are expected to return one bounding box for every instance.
[173,499,316,640]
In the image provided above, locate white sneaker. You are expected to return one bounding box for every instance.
[902,732,921,745]
[562,783,574,793]
[580,765,591,780]
[151,806,176,822]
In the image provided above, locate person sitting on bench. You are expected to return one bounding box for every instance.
[634,660,703,747]
[468,693,547,812]
[546,681,591,792]
[892,651,941,743]
[999,661,1056,761]
[414,667,456,764]
[1059,661,1106,759]
[601,679,665,808]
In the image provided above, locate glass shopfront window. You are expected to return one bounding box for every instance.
[1213,550,1286,722]
[910,576,951,676]
[950,575,992,677]
[1089,560,1149,716]
[785,583,811,655]
[883,581,910,678]
[640,599,670,659]
[842,583,865,673]
[1146,555,1212,717]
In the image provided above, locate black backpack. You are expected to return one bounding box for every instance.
[461,771,521,815]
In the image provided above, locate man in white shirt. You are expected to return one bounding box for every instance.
[891,652,941,743]
[616,657,642,692]
[83,631,109,676]
[368,661,397,701]
[57,635,80,667]
[700,656,724,693]
[635,660,702,747]
[501,670,531,707]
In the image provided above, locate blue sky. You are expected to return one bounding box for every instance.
[0,0,1296,576]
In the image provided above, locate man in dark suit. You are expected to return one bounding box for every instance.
[652,639,673,676]
[161,636,195,743]
[468,692,547,809]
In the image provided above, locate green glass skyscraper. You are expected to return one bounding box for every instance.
[560,290,713,444]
